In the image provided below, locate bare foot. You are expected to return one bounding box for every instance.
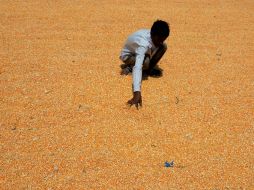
[120,67,132,75]
[149,68,163,77]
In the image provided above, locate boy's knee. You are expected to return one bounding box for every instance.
[122,55,135,65]
[161,43,167,52]
[143,55,150,70]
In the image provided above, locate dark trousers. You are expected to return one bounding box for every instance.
[122,43,167,70]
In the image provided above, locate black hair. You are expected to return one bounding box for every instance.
[151,20,170,37]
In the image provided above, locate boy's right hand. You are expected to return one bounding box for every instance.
[127,91,142,109]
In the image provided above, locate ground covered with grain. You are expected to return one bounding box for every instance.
[0,0,253,189]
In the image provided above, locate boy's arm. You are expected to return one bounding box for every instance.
[127,46,146,109]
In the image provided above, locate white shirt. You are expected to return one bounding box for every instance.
[120,29,158,92]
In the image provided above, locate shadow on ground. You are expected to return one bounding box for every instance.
[120,63,164,80]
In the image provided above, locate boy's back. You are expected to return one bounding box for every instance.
[120,29,157,61]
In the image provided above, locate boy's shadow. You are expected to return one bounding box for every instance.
[142,67,163,80]
[120,64,163,80]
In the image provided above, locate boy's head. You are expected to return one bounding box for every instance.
[151,20,170,47]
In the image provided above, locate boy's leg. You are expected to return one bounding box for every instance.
[121,54,150,75]
[120,55,135,75]
[148,43,167,71]
[123,55,136,66]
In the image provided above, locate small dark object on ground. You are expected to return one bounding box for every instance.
[164,160,174,167]
[175,96,179,104]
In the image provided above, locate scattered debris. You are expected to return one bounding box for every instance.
[185,133,193,140]
[161,96,168,103]
[164,160,174,167]
[216,53,222,61]
[11,125,17,130]
[44,89,51,94]
[78,104,90,111]
[54,165,59,172]
[84,129,89,137]
[175,96,179,104]
[175,165,187,169]
[82,167,87,173]
[44,173,54,180]
[27,184,32,190]
[49,153,55,156]
[28,127,38,131]
[32,137,39,141]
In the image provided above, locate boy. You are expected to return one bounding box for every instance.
[119,20,170,109]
